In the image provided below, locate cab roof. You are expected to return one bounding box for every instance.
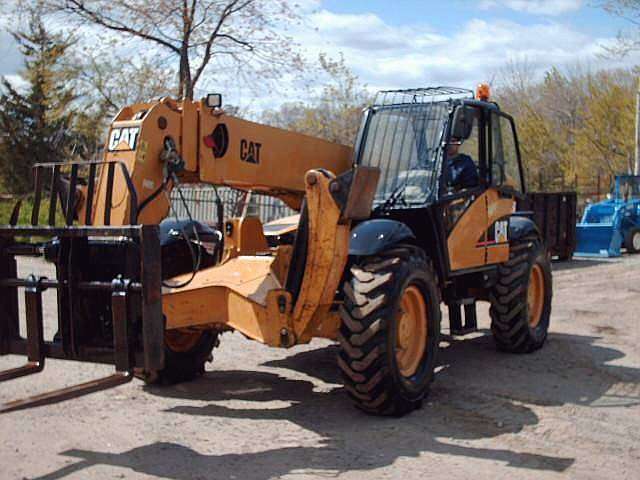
[372,86,501,113]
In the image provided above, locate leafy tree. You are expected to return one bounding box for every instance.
[0,12,79,194]
[495,62,636,195]
[574,71,635,176]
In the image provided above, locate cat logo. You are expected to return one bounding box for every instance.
[495,220,509,244]
[108,127,140,151]
[240,139,261,164]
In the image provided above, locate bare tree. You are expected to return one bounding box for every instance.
[600,0,640,56]
[261,54,370,145]
[42,0,303,100]
[71,53,177,116]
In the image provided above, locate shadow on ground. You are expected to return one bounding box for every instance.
[35,331,640,480]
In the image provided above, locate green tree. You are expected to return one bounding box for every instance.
[496,63,637,197]
[0,12,78,194]
[495,65,579,190]
[574,71,636,176]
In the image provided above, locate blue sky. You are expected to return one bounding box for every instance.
[1,0,637,111]
[278,0,638,99]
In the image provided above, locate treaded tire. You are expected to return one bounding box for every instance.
[624,227,640,254]
[490,238,552,353]
[338,245,441,416]
[146,330,218,385]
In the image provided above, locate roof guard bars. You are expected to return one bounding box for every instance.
[373,86,474,107]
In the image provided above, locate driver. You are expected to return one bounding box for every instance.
[447,137,479,190]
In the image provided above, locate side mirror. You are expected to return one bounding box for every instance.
[205,93,222,109]
[451,106,475,140]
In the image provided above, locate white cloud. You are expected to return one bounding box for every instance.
[1,3,635,114]
[310,10,446,51]
[2,74,28,91]
[288,9,638,98]
[479,0,583,16]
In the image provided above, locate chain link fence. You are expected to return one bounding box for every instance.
[170,185,296,225]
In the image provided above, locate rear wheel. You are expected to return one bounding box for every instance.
[490,238,552,353]
[145,329,218,384]
[338,246,441,416]
[625,228,640,254]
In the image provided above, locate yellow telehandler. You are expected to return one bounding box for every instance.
[0,85,552,416]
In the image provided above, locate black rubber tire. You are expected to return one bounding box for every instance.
[489,238,552,353]
[624,227,640,254]
[338,246,441,416]
[146,330,218,385]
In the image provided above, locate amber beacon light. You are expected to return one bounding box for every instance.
[476,83,491,101]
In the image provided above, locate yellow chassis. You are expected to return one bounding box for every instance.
[162,170,351,347]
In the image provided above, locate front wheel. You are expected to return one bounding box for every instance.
[338,246,441,416]
[490,238,552,353]
[143,329,219,384]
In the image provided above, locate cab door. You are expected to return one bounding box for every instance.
[440,105,491,272]
[485,111,525,265]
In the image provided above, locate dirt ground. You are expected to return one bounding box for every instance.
[1,254,639,480]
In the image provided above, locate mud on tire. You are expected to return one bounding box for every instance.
[338,246,441,416]
[489,238,552,353]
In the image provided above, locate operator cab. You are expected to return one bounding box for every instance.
[354,85,524,212]
[352,84,527,282]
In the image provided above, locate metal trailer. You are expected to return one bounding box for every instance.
[517,192,577,260]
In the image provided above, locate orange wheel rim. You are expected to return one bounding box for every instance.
[527,264,545,328]
[165,329,203,353]
[395,285,428,377]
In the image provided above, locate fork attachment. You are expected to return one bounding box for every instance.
[0,225,164,413]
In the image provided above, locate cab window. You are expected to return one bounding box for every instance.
[491,113,522,192]
[445,107,482,192]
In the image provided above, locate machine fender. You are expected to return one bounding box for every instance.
[509,215,541,242]
[349,219,415,256]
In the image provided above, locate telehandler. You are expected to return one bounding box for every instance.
[0,85,552,416]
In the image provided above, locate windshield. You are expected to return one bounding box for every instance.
[358,102,450,206]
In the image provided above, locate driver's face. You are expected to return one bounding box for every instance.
[447,142,460,158]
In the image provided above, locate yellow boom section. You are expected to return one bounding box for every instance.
[93,98,354,226]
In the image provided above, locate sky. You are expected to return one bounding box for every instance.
[0,0,638,111]
[295,0,635,88]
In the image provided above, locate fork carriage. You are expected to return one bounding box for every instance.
[0,161,165,412]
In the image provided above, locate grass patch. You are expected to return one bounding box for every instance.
[1,197,67,242]
[1,197,66,225]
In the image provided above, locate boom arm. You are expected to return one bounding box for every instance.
[92,98,354,226]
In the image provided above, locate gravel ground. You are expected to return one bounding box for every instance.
[1,255,639,480]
